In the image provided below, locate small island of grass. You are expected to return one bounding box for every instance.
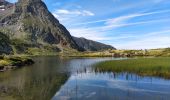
[0,56,34,72]
[95,57,170,79]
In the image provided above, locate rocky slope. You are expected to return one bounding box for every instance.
[0,32,13,54]
[73,37,115,51]
[0,0,115,54]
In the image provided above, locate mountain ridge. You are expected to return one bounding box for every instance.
[73,37,115,51]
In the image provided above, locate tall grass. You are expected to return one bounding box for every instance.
[95,57,170,79]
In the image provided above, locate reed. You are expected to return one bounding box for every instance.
[95,57,170,79]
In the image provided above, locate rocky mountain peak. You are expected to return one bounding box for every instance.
[16,0,48,14]
[0,0,83,51]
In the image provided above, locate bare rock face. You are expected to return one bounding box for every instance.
[0,0,83,52]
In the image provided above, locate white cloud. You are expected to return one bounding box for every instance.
[82,10,95,16]
[52,13,70,21]
[69,28,112,41]
[55,9,70,14]
[52,9,95,24]
[105,9,170,26]
[117,36,170,49]
[67,9,170,41]
[69,18,169,33]
[72,9,170,26]
[53,9,94,17]
[52,2,62,6]
[103,19,168,30]
[112,30,170,49]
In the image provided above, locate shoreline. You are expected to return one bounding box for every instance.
[0,56,34,72]
[95,57,170,79]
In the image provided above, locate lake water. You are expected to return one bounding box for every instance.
[0,56,170,100]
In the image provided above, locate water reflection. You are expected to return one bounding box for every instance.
[53,72,170,100]
[0,57,115,100]
[0,57,69,100]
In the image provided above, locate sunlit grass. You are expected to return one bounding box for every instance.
[95,57,170,79]
[0,56,34,71]
[0,60,11,66]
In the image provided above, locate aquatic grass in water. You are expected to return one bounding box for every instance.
[95,57,170,79]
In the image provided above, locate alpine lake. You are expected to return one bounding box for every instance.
[0,56,170,100]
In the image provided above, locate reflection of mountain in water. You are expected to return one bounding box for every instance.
[0,57,69,100]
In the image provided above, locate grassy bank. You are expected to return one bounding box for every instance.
[95,57,170,79]
[0,56,34,71]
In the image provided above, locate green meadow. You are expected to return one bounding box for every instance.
[95,57,170,79]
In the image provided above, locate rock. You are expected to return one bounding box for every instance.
[0,32,13,54]
[0,66,4,71]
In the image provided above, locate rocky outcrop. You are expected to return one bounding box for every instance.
[73,37,116,51]
[0,32,13,54]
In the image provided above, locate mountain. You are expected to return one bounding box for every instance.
[0,0,83,52]
[0,32,13,54]
[0,0,115,54]
[73,37,116,51]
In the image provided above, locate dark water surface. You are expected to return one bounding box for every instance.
[0,57,170,100]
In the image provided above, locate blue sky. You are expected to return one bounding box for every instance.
[7,0,170,49]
